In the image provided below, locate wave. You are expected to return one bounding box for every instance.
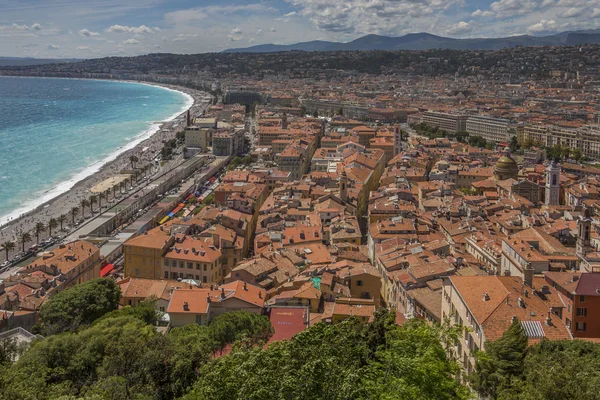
[0,82,195,227]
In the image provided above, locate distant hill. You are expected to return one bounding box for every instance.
[0,57,83,67]
[223,31,600,53]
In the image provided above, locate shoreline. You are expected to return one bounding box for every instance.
[0,79,210,245]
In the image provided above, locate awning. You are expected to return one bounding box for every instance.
[159,216,170,224]
[100,264,114,277]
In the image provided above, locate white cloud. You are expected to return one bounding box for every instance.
[47,44,60,50]
[560,7,586,17]
[231,27,242,34]
[284,11,297,17]
[471,9,494,17]
[446,21,472,35]
[249,37,256,43]
[106,25,159,34]
[0,22,43,31]
[76,45,91,50]
[285,0,461,34]
[79,29,100,37]
[527,19,558,32]
[270,26,276,32]
[122,38,140,45]
[165,4,271,25]
[228,34,243,41]
[172,37,186,42]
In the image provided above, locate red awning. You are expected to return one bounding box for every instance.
[100,264,114,277]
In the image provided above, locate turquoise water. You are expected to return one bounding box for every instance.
[0,77,191,225]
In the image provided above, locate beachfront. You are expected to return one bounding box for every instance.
[0,83,211,263]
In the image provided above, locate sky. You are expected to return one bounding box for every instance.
[1,0,600,58]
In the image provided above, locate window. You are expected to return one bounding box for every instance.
[196,263,200,270]
[203,264,207,271]
[164,271,169,278]
[195,275,200,280]
[580,295,586,302]
[577,308,587,317]
[356,280,364,286]
[179,261,184,269]
[187,262,193,269]
[203,276,207,283]
[576,322,587,331]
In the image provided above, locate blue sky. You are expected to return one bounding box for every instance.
[1,0,599,58]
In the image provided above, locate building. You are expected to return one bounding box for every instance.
[26,240,101,288]
[185,127,213,151]
[212,129,245,157]
[545,161,561,206]
[123,227,174,279]
[422,111,468,133]
[161,235,223,283]
[166,281,266,327]
[466,115,511,143]
[442,275,571,375]
[545,271,600,338]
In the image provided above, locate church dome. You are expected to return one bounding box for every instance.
[494,155,518,180]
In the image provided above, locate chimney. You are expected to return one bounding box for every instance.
[483,292,490,301]
[258,291,262,299]
[170,285,174,295]
[518,297,525,308]
[183,301,189,311]
[187,109,191,126]
[207,294,211,303]
[545,312,552,326]
[243,282,248,291]
[221,288,226,299]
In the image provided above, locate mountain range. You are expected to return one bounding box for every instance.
[223,31,600,53]
[0,57,82,67]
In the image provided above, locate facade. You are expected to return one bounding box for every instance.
[466,115,511,143]
[422,111,468,133]
[442,275,571,375]
[185,127,213,151]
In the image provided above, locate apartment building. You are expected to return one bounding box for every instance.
[185,127,213,151]
[466,115,511,143]
[521,124,600,160]
[442,275,571,375]
[422,111,468,133]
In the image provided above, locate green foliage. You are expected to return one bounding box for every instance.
[510,135,520,152]
[471,318,528,399]
[185,312,468,400]
[96,299,160,326]
[208,311,274,352]
[167,325,216,397]
[459,187,478,196]
[37,278,121,335]
[202,193,215,205]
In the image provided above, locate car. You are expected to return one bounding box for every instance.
[1,261,10,268]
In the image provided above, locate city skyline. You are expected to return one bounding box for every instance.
[2,0,600,58]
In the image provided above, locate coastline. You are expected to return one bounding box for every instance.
[0,79,210,246]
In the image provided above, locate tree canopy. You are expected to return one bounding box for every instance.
[37,278,121,335]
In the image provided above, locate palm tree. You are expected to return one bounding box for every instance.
[1,240,15,261]
[18,231,31,253]
[113,184,119,199]
[34,222,46,244]
[58,214,67,231]
[80,198,90,218]
[119,181,125,194]
[48,217,58,237]
[89,195,98,214]
[70,206,79,225]
[100,191,107,208]
[129,155,139,170]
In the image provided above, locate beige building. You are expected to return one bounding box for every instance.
[466,115,511,143]
[422,111,468,133]
[185,127,213,150]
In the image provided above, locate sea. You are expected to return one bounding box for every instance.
[0,76,192,226]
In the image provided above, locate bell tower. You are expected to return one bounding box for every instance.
[577,204,592,256]
[545,160,560,206]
